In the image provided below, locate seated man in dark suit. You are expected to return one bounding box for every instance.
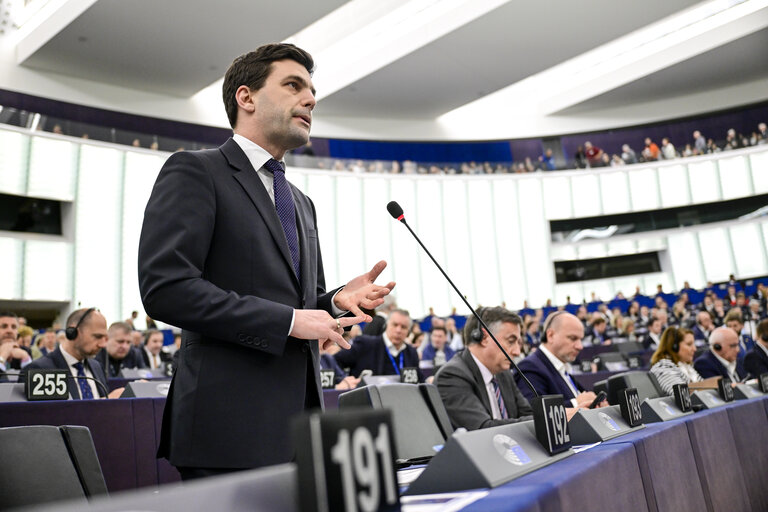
[21,308,109,399]
[334,309,422,381]
[642,316,663,350]
[515,312,605,410]
[421,326,455,368]
[693,327,747,382]
[692,311,715,344]
[140,329,165,370]
[95,321,147,377]
[435,307,532,430]
[319,345,360,390]
[744,319,768,378]
[0,312,32,380]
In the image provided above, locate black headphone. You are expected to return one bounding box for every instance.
[713,343,722,351]
[470,307,486,343]
[65,308,96,341]
[540,310,567,344]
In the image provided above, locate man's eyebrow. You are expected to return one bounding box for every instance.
[285,75,316,96]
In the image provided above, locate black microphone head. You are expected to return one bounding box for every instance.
[387,201,404,221]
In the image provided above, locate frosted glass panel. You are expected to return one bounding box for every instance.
[27,137,77,200]
[643,273,672,296]
[550,245,578,262]
[628,167,659,211]
[599,171,630,215]
[413,179,452,314]
[612,276,641,300]
[577,243,607,259]
[666,232,703,289]
[687,160,719,204]
[74,145,124,323]
[437,180,471,314]
[388,178,423,315]
[751,151,768,194]
[0,237,23,299]
[306,174,338,290]
[658,165,689,207]
[729,223,767,278]
[587,279,614,303]
[335,176,365,293]
[24,240,71,300]
[467,180,502,309]
[122,151,166,322]
[636,237,667,253]
[0,130,28,195]
[361,177,395,296]
[517,179,551,306]
[570,174,601,218]
[542,176,571,220]
[606,239,636,257]
[718,156,751,200]
[697,228,734,283]
[492,180,526,309]
[554,282,584,306]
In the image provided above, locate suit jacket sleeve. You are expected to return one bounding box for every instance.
[138,151,296,356]
[515,356,551,401]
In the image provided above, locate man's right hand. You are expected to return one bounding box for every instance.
[575,391,600,409]
[290,310,365,350]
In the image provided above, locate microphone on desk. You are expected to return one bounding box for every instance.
[387,200,539,398]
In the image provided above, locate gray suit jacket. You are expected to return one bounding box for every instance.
[139,138,337,469]
[434,349,533,430]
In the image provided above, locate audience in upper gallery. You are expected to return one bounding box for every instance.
[334,309,423,381]
[693,327,748,382]
[435,307,534,430]
[744,319,768,378]
[584,141,604,167]
[420,326,455,368]
[642,137,661,161]
[20,308,110,399]
[649,326,702,396]
[660,137,676,159]
[621,144,638,164]
[140,329,165,370]
[94,322,147,378]
[514,312,606,410]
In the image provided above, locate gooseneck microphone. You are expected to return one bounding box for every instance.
[387,201,539,398]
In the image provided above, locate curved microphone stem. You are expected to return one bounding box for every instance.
[389,203,539,398]
[69,375,110,398]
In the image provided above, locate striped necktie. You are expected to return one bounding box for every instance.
[264,158,301,281]
[491,378,508,419]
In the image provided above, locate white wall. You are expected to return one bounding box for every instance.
[1,125,766,322]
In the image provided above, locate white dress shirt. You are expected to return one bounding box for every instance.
[712,350,740,382]
[60,346,99,398]
[538,344,580,407]
[469,352,503,420]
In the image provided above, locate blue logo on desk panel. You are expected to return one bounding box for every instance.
[493,435,532,466]
[598,412,621,432]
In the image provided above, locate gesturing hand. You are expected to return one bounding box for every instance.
[334,260,396,320]
[290,310,365,350]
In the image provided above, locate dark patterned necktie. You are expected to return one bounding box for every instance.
[491,378,508,419]
[264,158,301,281]
[73,362,94,399]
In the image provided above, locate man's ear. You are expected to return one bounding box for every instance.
[235,85,256,114]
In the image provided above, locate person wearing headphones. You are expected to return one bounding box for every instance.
[744,319,768,378]
[435,307,533,430]
[693,327,748,382]
[515,311,607,409]
[21,308,109,399]
[649,326,703,395]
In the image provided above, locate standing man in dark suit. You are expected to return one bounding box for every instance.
[334,310,421,380]
[744,319,768,378]
[515,312,605,410]
[138,43,394,481]
[435,307,532,430]
[693,327,747,381]
[21,308,109,399]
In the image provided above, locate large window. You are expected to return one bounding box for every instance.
[555,252,662,283]
[0,192,63,235]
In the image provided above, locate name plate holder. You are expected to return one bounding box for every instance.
[733,383,763,400]
[403,420,574,496]
[759,373,768,393]
[25,369,69,401]
[641,397,693,423]
[690,389,727,410]
[320,370,336,389]
[568,405,645,444]
[400,367,419,384]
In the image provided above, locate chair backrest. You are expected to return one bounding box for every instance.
[606,371,662,405]
[0,425,86,508]
[597,352,629,372]
[59,425,108,497]
[616,341,644,354]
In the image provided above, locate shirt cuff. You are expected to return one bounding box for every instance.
[571,398,579,408]
[330,288,346,317]
[289,310,295,337]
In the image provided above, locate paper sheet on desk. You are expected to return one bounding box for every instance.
[401,491,489,512]
[573,442,602,453]
[398,466,426,487]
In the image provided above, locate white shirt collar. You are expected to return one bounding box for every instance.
[712,349,737,374]
[469,351,494,385]
[60,345,83,368]
[538,343,573,374]
[232,134,283,171]
[383,332,406,357]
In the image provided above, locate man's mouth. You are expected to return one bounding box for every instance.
[293,114,311,126]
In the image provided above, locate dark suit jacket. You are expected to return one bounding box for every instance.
[434,349,532,430]
[20,347,108,399]
[94,348,146,378]
[138,138,338,469]
[362,314,386,336]
[514,347,584,402]
[693,350,747,381]
[334,335,422,381]
[744,345,768,378]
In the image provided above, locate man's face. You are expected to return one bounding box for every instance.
[546,315,584,364]
[650,320,662,335]
[385,312,410,348]
[42,331,56,349]
[430,329,447,350]
[726,320,743,335]
[716,329,740,362]
[145,333,164,356]
[131,331,143,347]
[107,328,132,360]
[73,313,108,359]
[594,322,605,334]
[246,59,316,156]
[0,316,18,344]
[699,313,713,329]
[484,322,522,374]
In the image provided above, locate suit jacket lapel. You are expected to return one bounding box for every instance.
[461,350,493,415]
[51,348,80,400]
[536,349,574,399]
[222,138,301,292]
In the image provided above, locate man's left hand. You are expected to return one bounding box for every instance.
[334,260,396,320]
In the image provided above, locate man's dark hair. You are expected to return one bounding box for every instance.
[431,326,447,336]
[463,307,522,345]
[0,311,18,319]
[143,328,163,345]
[222,43,315,128]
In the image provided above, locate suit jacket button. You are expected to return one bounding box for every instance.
[246,336,253,343]
[263,341,269,349]
[301,345,307,353]
[238,334,246,342]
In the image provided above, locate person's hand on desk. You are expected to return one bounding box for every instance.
[291,310,365,350]
[333,261,396,319]
[575,391,607,409]
[335,375,360,390]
